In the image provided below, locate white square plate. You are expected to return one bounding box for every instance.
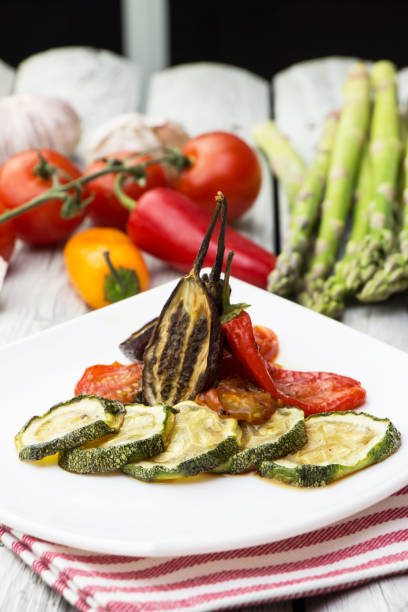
[1,275,407,557]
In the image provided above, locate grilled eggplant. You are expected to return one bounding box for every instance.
[119,318,158,362]
[142,194,227,406]
[119,198,227,363]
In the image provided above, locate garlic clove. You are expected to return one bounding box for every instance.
[0,94,81,165]
[85,112,189,165]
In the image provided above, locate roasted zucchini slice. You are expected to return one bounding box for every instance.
[214,407,306,474]
[259,411,401,487]
[58,404,175,473]
[15,395,126,461]
[123,400,241,481]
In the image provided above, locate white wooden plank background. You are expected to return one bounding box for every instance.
[0,51,407,612]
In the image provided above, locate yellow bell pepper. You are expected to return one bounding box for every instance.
[64,227,149,309]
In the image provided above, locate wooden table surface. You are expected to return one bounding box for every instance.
[0,49,407,611]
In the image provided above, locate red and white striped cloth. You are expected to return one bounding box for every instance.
[2,485,408,611]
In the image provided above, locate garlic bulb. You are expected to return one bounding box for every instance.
[0,94,81,164]
[85,112,189,165]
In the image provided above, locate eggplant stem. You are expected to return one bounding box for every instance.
[221,250,250,323]
[222,251,234,313]
[209,191,227,283]
[192,197,223,276]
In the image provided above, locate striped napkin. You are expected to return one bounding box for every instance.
[2,485,408,611]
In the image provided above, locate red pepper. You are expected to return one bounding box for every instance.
[220,253,366,416]
[222,311,279,394]
[223,314,366,415]
[222,315,366,415]
[126,187,275,288]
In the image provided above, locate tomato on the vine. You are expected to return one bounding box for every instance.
[85,152,168,229]
[173,132,262,221]
[0,199,15,261]
[0,149,86,246]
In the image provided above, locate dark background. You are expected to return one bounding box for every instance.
[0,0,407,75]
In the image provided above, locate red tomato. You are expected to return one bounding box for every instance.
[173,132,262,221]
[0,150,86,245]
[253,326,279,363]
[0,199,15,261]
[197,376,276,424]
[269,367,367,416]
[75,361,143,403]
[85,152,168,229]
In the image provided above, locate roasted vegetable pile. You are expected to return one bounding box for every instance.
[15,193,401,486]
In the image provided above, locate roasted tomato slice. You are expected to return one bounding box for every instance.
[197,376,277,424]
[75,361,143,403]
[253,326,279,362]
[269,367,367,416]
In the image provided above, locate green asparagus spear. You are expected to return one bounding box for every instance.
[358,136,408,302]
[298,62,371,304]
[253,120,306,208]
[301,146,372,316]
[340,60,402,291]
[267,112,339,297]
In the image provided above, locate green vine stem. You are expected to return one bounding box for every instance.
[0,147,190,224]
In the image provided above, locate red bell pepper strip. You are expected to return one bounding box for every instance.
[124,187,275,288]
[220,252,366,416]
[220,251,280,395]
[222,310,279,394]
[219,326,278,378]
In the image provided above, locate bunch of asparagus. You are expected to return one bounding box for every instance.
[254,60,406,318]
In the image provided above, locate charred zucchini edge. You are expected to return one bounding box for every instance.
[122,435,240,481]
[58,405,176,474]
[214,407,307,474]
[258,411,402,487]
[15,395,126,461]
[122,400,241,481]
